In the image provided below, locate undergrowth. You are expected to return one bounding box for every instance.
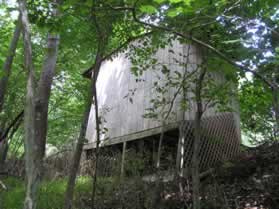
[0,176,117,209]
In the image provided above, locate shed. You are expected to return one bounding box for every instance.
[84,39,241,173]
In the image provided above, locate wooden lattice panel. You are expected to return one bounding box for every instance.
[181,112,241,171]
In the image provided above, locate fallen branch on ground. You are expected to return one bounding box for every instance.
[0,180,7,190]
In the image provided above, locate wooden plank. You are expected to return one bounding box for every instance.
[83,122,180,150]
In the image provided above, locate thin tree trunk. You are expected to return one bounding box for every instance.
[0,16,21,113]
[0,17,21,171]
[19,0,60,208]
[191,66,206,209]
[192,111,202,209]
[0,110,23,171]
[19,1,37,207]
[272,86,279,138]
[63,54,103,209]
[63,79,94,209]
[91,54,103,209]
[0,110,24,143]
[156,46,191,170]
[0,141,8,172]
[120,141,127,179]
[176,122,186,176]
[89,1,105,207]
[156,123,165,169]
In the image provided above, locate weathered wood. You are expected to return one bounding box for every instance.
[84,122,179,149]
[85,41,201,145]
[85,40,240,147]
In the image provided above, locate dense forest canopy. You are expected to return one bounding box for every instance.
[0,0,278,209]
[0,0,278,146]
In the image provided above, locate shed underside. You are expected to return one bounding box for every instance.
[84,112,241,172]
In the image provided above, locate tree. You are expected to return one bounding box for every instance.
[0,12,22,170]
[63,1,151,207]
[18,0,60,208]
[0,0,278,208]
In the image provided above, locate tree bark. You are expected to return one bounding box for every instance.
[272,86,279,138]
[176,122,186,176]
[0,141,8,172]
[0,17,21,171]
[19,0,60,208]
[0,110,23,171]
[18,1,37,207]
[191,66,206,209]
[63,78,94,209]
[91,53,103,209]
[156,123,165,169]
[0,110,24,143]
[63,54,103,209]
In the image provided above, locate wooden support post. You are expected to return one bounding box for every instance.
[152,139,157,167]
[138,140,144,157]
[120,141,126,179]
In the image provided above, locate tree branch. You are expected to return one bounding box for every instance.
[82,31,154,78]
[105,3,276,89]
[0,110,24,143]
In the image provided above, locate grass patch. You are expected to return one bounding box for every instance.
[0,176,120,209]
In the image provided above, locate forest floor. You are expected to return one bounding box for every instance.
[0,142,279,209]
[202,142,279,209]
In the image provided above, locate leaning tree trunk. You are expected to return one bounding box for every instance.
[91,53,103,209]
[63,54,103,209]
[0,16,21,170]
[156,123,165,169]
[0,16,21,113]
[0,111,23,170]
[19,0,60,208]
[18,2,37,207]
[191,66,206,209]
[63,78,94,209]
[0,141,8,172]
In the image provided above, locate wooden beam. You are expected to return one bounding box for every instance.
[84,122,179,150]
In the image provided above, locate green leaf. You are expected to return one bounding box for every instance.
[0,70,4,79]
[162,65,170,74]
[140,5,158,14]
[169,0,183,3]
[174,71,182,78]
[154,0,165,3]
[222,39,241,44]
[167,7,183,17]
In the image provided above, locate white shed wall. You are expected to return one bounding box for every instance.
[85,41,228,148]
